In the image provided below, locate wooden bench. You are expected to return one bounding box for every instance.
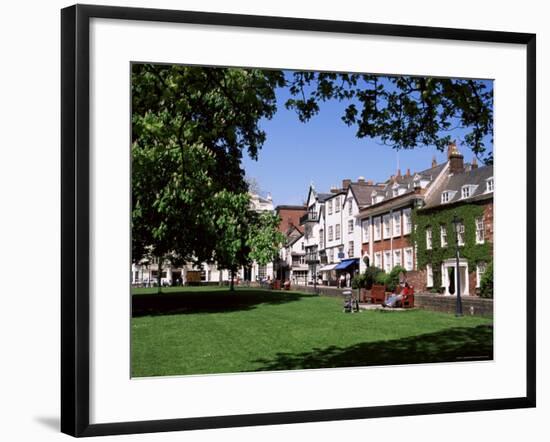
[368,284,386,304]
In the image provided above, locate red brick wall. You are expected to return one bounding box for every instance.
[276,207,306,233]
[483,201,494,244]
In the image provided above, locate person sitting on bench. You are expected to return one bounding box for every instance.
[384,283,410,308]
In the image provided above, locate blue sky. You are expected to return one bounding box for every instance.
[242,74,493,206]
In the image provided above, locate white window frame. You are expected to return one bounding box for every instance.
[348,219,354,234]
[374,217,381,241]
[440,225,447,247]
[457,222,465,246]
[348,198,353,215]
[328,200,333,215]
[426,227,433,250]
[374,251,382,268]
[362,219,370,243]
[476,262,487,288]
[328,225,333,241]
[486,177,494,193]
[384,250,392,273]
[348,241,354,258]
[475,217,485,244]
[404,247,414,271]
[403,208,412,234]
[327,248,333,263]
[393,211,401,237]
[335,197,341,213]
[441,191,450,204]
[426,263,434,287]
[335,223,341,241]
[393,249,402,268]
[383,214,391,239]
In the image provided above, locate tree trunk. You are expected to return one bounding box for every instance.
[157,256,162,294]
[229,269,235,291]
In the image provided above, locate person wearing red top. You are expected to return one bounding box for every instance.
[384,282,411,308]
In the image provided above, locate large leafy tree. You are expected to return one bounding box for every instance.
[285,73,493,164]
[131,64,285,267]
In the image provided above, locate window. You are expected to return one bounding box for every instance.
[335,197,341,212]
[328,200,333,215]
[426,227,433,250]
[441,191,450,204]
[374,217,381,240]
[393,211,401,237]
[348,241,354,257]
[319,229,324,249]
[374,252,382,268]
[461,185,476,199]
[258,265,267,280]
[393,249,402,268]
[335,224,341,241]
[362,219,370,243]
[348,198,353,215]
[301,241,305,250]
[486,177,494,193]
[457,222,465,246]
[426,264,434,287]
[327,248,333,263]
[384,251,392,273]
[383,214,391,239]
[440,225,447,247]
[404,247,414,271]
[476,262,487,288]
[403,208,412,234]
[299,255,306,265]
[392,188,399,197]
[475,217,485,244]
[348,219,354,234]
[328,226,333,241]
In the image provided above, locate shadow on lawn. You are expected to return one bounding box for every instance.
[132,289,316,317]
[252,325,493,371]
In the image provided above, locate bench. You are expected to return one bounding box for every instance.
[368,284,386,304]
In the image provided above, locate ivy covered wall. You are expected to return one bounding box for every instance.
[410,202,492,290]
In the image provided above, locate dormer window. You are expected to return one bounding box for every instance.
[441,191,450,204]
[486,177,494,193]
[461,185,477,199]
[393,188,399,197]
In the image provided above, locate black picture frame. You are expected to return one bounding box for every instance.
[61,4,536,437]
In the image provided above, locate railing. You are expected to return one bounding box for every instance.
[305,252,320,264]
[299,211,318,224]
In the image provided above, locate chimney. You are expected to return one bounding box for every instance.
[406,168,411,177]
[330,185,339,193]
[357,176,365,183]
[366,180,374,185]
[397,169,402,178]
[471,157,478,169]
[447,142,464,175]
[342,179,351,189]
[432,156,437,168]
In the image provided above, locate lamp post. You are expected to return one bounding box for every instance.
[452,214,463,317]
[306,250,320,295]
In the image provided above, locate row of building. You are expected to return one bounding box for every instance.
[132,143,494,296]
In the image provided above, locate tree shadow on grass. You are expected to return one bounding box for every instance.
[252,325,493,371]
[132,289,317,317]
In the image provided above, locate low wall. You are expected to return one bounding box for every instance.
[414,293,493,317]
[292,284,349,298]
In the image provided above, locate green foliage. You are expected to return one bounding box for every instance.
[364,266,385,290]
[410,204,492,288]
[247,212,286,266]
[384,265,407,292]
[351,273,366,289]
[480,261,493,298]
[374,270,387,286]
[285,73,493,163]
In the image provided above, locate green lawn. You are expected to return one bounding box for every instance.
[131,287,493,377]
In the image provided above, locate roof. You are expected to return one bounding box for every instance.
[317,193,334,202]
[422,164,493,209]
[275,204,307,211]
[347,183,385,208]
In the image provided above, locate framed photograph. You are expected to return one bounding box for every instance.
[61,4,536,437]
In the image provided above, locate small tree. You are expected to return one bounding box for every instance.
[480,261,493,298]
[364,266,385,290]
[247,211,286,269]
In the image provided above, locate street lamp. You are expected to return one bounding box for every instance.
[306,250,320,295]
[452,214,463,317]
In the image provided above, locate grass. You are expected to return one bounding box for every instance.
[131,287,493,377]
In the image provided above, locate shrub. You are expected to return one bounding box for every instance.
[374,269,387,286]
[351,273,366,289]
[384,265,407,292]
[364,266,385,289]
[480,261,493,298]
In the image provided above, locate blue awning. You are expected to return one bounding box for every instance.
[334,258,359,270]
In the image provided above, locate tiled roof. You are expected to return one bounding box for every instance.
[348,183,385,208]
[423,164,493,209]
